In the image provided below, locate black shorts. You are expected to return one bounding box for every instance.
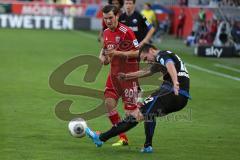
[140,86,188,119]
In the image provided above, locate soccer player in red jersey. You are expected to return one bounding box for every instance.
[99,4,140,146]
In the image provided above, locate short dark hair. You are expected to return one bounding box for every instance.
[124,0,136,4]
[102,4,119,15]
[144,2,152,8]
[139,43,157,55]
[108,0,124,8]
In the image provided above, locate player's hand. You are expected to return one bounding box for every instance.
[99,56,109,65]
[104,49,115,56]
[97,37,101,43]
[173,81,179,95]
[117,72,126,81]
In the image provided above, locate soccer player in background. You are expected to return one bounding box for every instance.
[176,8,185,39]
[119,0,155,47]
[141,3,158,28]
[98,4,140,146]
[86,43,191,153]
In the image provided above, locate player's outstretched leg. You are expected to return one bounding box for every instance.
[99,115,138,142]
[85,127,103,147]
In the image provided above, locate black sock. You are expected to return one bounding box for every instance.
[99,115,138,142]
[144,116,156,147]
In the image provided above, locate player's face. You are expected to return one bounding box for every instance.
[112,0,121,9]
[103,11,119,30]
[124,0,135,14]
[140,49,156,64]
[143,4,150,10]
[140,48,156,64]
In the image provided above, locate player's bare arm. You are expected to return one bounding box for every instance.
[105,49,139,58]
[99,48,109,65]
[98,30,104,44]
[139,27,155,47]
[118,67,153,80]
[166,62,179,95]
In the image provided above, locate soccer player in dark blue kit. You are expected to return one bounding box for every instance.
[85,43,191,153]
[119,0,155,47]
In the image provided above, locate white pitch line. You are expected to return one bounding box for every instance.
[214,64,240,73]
[186,63,240,82]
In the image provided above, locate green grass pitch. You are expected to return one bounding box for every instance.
[0,29,240,160]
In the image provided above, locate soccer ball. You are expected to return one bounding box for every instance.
[68,118,87,138]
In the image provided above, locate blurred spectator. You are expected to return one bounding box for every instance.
[198,8,206,23]
[198,34,208,45]
[185,31,196,46]
[231,19,240,52]
[214,21,232,46]
[176,8,185,39]
[192,16,201,36]
[141,3,157,27]
[206,19,218,44]
[197,21,208,40]
[160,16,171,33]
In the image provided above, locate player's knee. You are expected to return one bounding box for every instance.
[105,98,117,112]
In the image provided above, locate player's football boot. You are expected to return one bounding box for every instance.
[112,138,128,147]
[140,146,153,153]
[85,127,103,147]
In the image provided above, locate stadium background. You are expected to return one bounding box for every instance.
[1,0,240,159]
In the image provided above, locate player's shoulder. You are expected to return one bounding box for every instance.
[118,23,132,34]
[133,10,143,17]
[103,28,110,32]
[119,12,127,18]
[103,28,110,35]
[160,50,173,54]
[157,50,175,59]
[159,50,174,55]
[135,11,148,21]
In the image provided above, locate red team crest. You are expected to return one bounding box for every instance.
[115,36,121,43]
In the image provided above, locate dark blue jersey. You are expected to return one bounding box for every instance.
[119,11,152,43]
[150,50,190,92]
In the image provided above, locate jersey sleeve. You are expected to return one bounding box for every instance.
[157,51,175,66]
[141,14,153,30]
[125,29,139,50]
